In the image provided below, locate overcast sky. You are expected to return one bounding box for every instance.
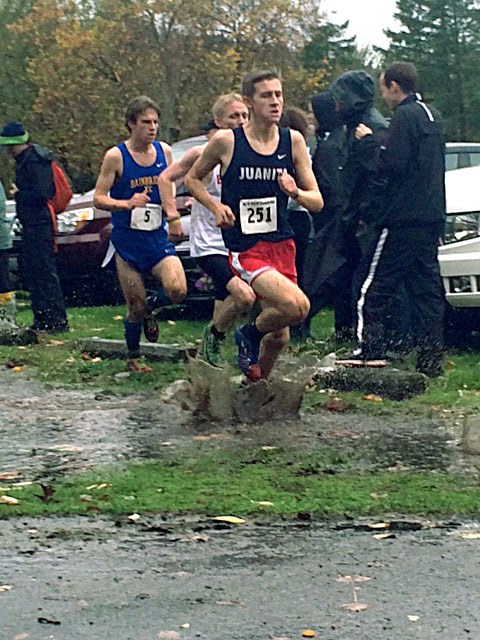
[320,0,400,48]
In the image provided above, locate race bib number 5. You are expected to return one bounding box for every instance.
[239,197,277,235]
[130,204,162,231]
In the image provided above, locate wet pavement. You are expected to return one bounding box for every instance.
[1,369,480,639]
[1,516,480,639]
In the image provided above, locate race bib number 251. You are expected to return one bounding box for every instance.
[239,197,277,235]
[130,204,162,231]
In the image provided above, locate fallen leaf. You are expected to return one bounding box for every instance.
[37,617,61,625]
[90,357,102,364]
[46,340,65,346]
[211,516,245,525]
[261,446,277,451]
[408,615,420,622]
[0,472,22,481]
[167,320,176,326]
[51,445,83,452]
[370,492,388,500]
[367,522,390,530]
[128,513,141,522]
[216,600,243,606]
[179,623,190,629]
[209,433,233,440]
[250,500,274,506]
[80,494,92,502]
[0,584,12,591]
[325,396,347,412]
[445,360,456,370]
[302,630,316,638]
[0,495,20,505]
[36,484,55,503]
[364,394,383,402]
[113,315,124,320]
[335,575,371,583]
[86,484,98,490]
[156,632,180,640]
[82,353,93,360]
[193,435,210,441]
[452,531,480,540]
[341,603,370,611]
[12,366,24,373]
[387,462,411,472]
[191,535,209,543]
[86,506,101,513]
[372,532,396,540]
[4,359,24,369]
[97,483,109,489]
[160,441,172,446]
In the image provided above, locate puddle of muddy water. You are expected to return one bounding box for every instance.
[0,370,476,481]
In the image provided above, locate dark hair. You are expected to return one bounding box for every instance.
[241,70,281,98]
[124,95,160,132]
[280,107,309,140]
[382,62,418,94]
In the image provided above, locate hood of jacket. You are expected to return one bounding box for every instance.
[330,70,376,126]
[311,90,342,136]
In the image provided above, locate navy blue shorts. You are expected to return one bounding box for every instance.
[111,227,177,273]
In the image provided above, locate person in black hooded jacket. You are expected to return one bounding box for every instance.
[303,72,388,341]
[0,120,68,333]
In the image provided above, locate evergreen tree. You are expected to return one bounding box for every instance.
[384,0,480,140]
[302,20,366,83]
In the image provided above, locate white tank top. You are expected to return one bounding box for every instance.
[189,165,228,257]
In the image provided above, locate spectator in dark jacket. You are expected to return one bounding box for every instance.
[338,62,445,376]
[303,73,388,342]
[0,120,68,333]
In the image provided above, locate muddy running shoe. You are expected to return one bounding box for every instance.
[335,351,387,368]
[235,325,262,381]
[143,314,159,343]
[201,324,223,368]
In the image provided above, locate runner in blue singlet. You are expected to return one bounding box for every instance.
[94,96,186,373]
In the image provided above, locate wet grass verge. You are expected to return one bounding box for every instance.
[2,303,480,412]
[2,447,479,519]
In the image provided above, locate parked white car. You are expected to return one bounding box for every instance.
[439,165,480,309]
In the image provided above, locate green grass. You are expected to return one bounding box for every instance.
[2,303,480,410]
[1,447,479,518]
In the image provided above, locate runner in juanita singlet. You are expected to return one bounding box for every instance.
[94,96,186,373]
[185,71,323,381]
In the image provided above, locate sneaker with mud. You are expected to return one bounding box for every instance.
[235,325,262,381]
[143,314,159,343]
[201,324,223,368]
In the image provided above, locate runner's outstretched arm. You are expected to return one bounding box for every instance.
[278,130,323,213]
[158,145,203,219]
[185,131,235,228]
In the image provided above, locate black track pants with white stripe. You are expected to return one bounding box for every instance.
[355,224,445,371]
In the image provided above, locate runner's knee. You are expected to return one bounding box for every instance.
[164,281,187,304]
[233,285,256,313]
[282,295,310,325]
